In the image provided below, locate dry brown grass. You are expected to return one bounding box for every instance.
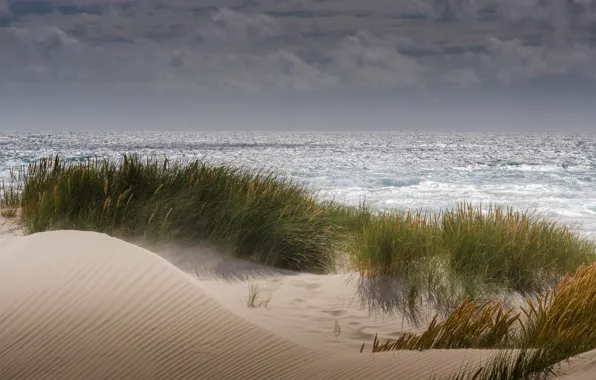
[372,298,520,352]
[521,261,596,351]
[403,261,596,379]
[0,208,17,219]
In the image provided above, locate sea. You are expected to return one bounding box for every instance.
[1,131,595,240]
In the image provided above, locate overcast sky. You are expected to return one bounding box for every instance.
[1,0,596,131]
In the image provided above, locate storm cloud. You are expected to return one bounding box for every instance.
[0,0,595,91]
[1,0,595,132]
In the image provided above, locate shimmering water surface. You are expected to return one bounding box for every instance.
[1,131,595,239]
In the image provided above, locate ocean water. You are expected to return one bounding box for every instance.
[1,131,595,239]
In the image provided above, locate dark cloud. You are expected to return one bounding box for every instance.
[0,0,595,96]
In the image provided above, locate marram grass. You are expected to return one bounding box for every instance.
[442,203,594,293]
[372,298,519,352]
[351,209,442,278]
[7,155,596,378]
[0,167,23,216]
[6,155,596,311]
[378,261,596,380]
[520,261,596,354]
[355,202,594,319]
[246,282,271,308]
[17,155,342,272]
[436,348,555,380]
[353,203,594,295]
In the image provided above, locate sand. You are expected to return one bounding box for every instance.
[195,274,416,351]
[145,240,431,352]
[0,213,21,239]
[555,349,596,380]
[0,229,593,379]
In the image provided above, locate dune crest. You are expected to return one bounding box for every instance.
[0,231,497,380]
[0,230,588,379]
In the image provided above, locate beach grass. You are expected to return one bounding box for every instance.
[351,210,442,279]
[0,169,22,217]
[351,203,595,320]
[4,155,596,312]
[519,261,596,356]
[437,348,556,380]
[14,155,342,272]
[246,282,271,308]
[442,203,594,294]
[372,298,519,352]
[4,155,596,378]
[374,261,596,379]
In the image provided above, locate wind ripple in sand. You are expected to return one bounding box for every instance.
[0,231,540,379]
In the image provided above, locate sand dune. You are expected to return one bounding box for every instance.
[143,239,430,351]
[195,274,428,351]
[0,231,493,380]
[0,230,590,379]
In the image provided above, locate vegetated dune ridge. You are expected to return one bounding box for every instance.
[0,230,591,380]
[0,231,491,380]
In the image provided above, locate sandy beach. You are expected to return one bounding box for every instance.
[0,226,594,379]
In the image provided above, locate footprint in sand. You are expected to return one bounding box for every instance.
[352,328,375,342]
[321,309,347,317]
[292,280,322,291]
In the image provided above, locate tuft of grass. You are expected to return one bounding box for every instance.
[352,203,595,321]
[0,168,23,214]
[520,261,596,354]
[334,320,341,337]
[425,261,596,380]
[1,173,22,221]
[0,207,17,219]
[246,282,271,308]
[436,348,556,380]
[351,209,441,279]
[372,298,519,351]
[442,203,594,294]
[17,155,342,272]
[8,155,596,325]
[351,209,449,322]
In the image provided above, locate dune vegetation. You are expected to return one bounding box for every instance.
[0,170,20,220]
[2,156,594,298]
[2,155,596,379]
[420,260,596,380]
[5,155,341,272]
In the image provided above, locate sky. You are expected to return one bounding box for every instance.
[1,0,596,132]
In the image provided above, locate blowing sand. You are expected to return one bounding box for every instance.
[195,274,427,351]
[145,239,430,352]
[0,229,593,379]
